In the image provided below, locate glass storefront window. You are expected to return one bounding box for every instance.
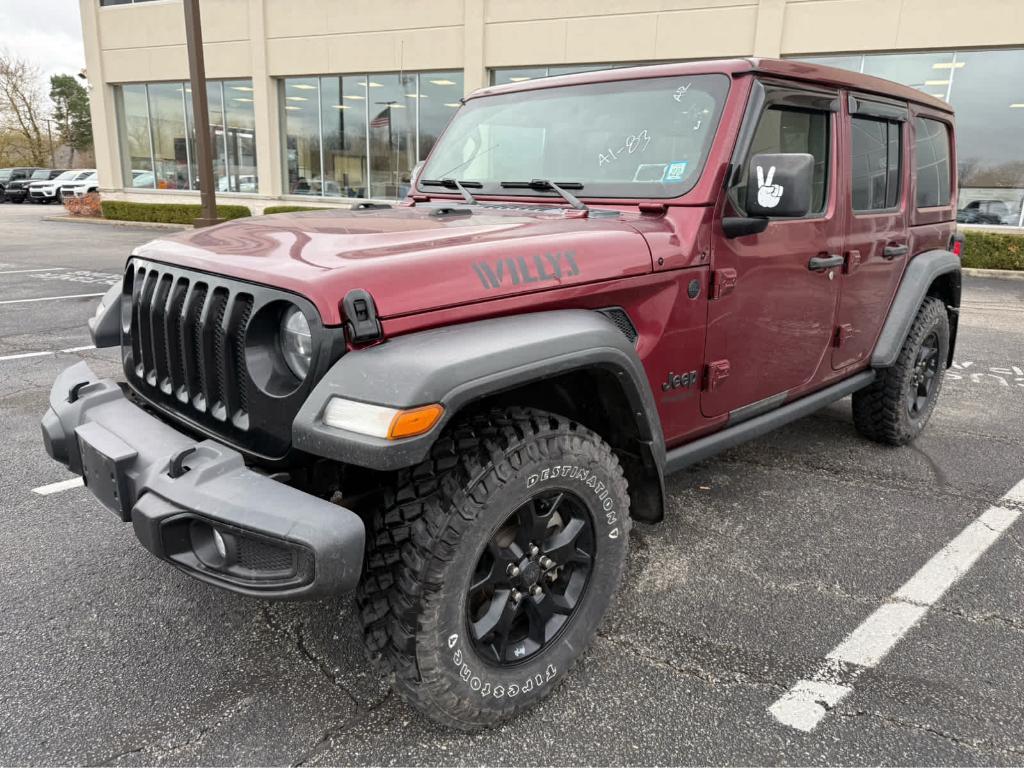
[281,71,463,199]
[115,79,257,194]
[368,73,417,198]
[491,67,548,86]
[321,76,368,198]
[793,49,1024,227]
[224,79,258,193]
[147,82,189,190]
[418,72,463,161]
[283,77,322,195]
[118,84,154,188]
[947,49,1024,226]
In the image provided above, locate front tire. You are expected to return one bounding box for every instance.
[853,296,949,445]
[357,407,630,730]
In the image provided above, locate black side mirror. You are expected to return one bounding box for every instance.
[744,152,814,218]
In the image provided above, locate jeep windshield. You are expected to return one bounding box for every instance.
[418,73,729,200]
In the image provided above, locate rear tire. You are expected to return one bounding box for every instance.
[853,296,949,445]
[356,407,630,730]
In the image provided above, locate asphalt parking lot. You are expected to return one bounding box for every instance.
[1,202,1023,766]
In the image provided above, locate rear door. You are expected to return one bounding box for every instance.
[833,95,910,369]
[702,81,843,418]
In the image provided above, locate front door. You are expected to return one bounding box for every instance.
[833,95,910,369]
[702,83,843,418]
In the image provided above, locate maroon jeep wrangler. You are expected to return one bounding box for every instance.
[42,58,961,729]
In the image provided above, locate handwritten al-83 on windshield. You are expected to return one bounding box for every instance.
[598,130,652,167]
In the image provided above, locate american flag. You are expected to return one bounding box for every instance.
[369,108,391,128]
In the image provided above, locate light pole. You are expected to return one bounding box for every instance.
[182,0,221,227]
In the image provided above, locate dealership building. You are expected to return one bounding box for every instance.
[81,0,1024,225]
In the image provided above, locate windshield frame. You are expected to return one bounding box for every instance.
[417,73,731,202]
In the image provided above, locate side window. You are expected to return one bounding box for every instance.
[851,116,901,211]
[914,118,951,208]
[748,106,830,214]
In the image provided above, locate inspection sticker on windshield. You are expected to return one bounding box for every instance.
[663,161,688,182]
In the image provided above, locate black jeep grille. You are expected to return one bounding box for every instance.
[129,265,254,426]
[123,259,338,461]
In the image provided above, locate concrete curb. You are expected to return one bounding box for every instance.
[41,215,191,231]
[962,267,1024,281]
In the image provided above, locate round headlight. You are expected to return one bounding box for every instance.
[280,306,312,379]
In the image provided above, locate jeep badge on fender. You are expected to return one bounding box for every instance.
[41,59,960,732]
[662,370,698,392]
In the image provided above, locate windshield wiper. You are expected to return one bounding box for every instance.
[500,179,587,211]
[420,178,481,205]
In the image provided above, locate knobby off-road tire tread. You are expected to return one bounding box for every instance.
[852,296,948,446]
[356,407,630,730]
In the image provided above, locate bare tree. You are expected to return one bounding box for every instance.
[0,51,50,166]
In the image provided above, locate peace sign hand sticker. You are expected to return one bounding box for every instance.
[756,165,783,209]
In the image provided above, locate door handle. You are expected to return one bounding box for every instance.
[883,244,909,259]
[808,254,844,271]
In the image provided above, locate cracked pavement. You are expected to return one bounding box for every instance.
[1,204,1023,765]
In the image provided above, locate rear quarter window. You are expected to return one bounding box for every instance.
[914,118,951,208]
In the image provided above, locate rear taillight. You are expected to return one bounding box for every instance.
[950,234,964,257]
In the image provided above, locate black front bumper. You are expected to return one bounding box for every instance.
[41,361,365,600]
[5,188,28,202]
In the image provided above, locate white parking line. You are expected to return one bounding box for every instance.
[0,292,105,305]
[0,267,66,275]
[32,477,84,495]
[769,479,1024,733]
[0,345,96,362]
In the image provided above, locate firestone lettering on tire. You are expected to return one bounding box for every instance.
[527,464,620,536]
[446,633,557,699]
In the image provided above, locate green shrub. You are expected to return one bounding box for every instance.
[262,205,328,215]
[961,230,1024,271]
[100,200,251,225]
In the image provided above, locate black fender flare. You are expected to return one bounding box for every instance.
[292,309,666,502]
[872,249,961,368]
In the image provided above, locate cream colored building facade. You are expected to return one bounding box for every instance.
[80,0,1024,219]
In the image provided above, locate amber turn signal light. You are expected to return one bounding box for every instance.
[388,404,445,440]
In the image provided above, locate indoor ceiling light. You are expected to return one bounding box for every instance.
[406,93,426,98]
[1010,103,1024,108]
[508,77,532,82]
[388,103,406,108]
[232,86,254,92]
[291,83,317,90]
[931,94,946,99]
[285,105,301,110]
[286,96,307,101]
[233,97,254,102]
[357,81,383,88]
[429,78,456,86]
[344,94,366,100]
[932,61,965,69]
[924,79,950,86]
[332,104,350,109]
[444,102,461,108]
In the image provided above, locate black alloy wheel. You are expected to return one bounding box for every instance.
[907,331,940,417]
[467,490,595,666]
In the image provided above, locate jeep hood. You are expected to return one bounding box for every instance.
[133,206,655,325]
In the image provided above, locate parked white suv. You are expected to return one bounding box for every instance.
[60,171,100,200]
[30,169,95,204]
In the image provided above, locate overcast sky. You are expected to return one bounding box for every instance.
[1,0,86,82]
